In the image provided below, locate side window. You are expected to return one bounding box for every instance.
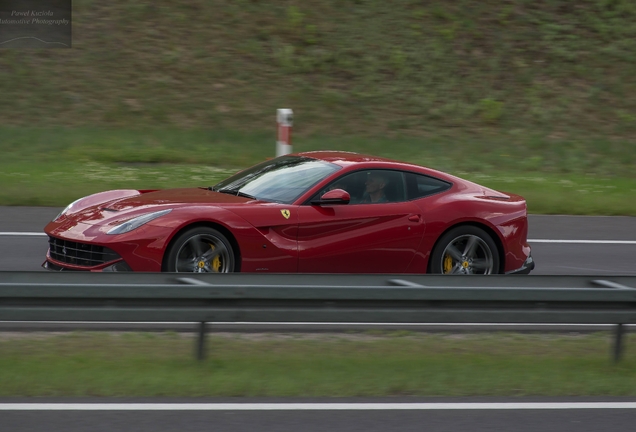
[405,172,452,200]
[314,170,406,204]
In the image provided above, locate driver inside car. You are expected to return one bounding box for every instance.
[359,172,389,203]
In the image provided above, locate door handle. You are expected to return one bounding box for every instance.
[408,214,421,223]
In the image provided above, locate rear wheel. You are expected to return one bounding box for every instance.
[430,226,499,275]
[165,227,235,273]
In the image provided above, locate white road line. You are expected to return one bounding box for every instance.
[2,402,636,410]
[530,239,636,244]
[0,232,635,244]
[0,232,47,236]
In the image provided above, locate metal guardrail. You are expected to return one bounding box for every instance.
[1,272,635,361]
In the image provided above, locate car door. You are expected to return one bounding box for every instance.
[296,169,425,273]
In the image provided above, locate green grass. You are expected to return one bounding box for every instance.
[1,127,634,214]
[2,332,636,397]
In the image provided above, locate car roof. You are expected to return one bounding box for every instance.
[292,150,461,185]
[293,151,400,166]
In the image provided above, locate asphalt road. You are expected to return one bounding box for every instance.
[2,398,636,432]
[0,207,634,274]
[1,207,634,333]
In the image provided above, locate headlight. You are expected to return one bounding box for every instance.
[106,209,172,235]
[54,197,83,221]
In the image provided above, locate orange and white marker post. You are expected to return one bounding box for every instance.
[276,108,293,157]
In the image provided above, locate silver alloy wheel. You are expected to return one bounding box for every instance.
[440,234,494,275]
[174,233,231,273]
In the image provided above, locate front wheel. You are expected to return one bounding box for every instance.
[430,226,500,275]
[164,227,235,273]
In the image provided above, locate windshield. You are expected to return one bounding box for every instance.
[212,156,340,204]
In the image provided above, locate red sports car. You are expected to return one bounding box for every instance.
[43,151,534,274]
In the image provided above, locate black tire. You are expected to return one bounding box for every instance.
[430,225,500,275]
[164,227,235,273]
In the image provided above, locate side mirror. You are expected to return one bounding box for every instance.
[312,189,350,205]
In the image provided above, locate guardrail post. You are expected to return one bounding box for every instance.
[613,323,625,363]
[196,321,207,361]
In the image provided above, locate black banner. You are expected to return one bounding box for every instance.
[0,0,71,48]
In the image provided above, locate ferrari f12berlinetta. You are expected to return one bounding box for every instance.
[44,151,534,274]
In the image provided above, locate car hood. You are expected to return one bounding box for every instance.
[104,188,251,210]
[65,188,255,226]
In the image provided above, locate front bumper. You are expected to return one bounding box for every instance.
[43,257,133,272]
[506,255,535,275]
[43,219,167,272]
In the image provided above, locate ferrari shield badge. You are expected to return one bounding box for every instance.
[281,209,291,219]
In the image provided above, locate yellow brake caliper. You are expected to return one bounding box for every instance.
[209,243,221,272]
[443,254,453,274]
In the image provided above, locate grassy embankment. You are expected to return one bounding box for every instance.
[1,0,635,213]
[2,332,636,397]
